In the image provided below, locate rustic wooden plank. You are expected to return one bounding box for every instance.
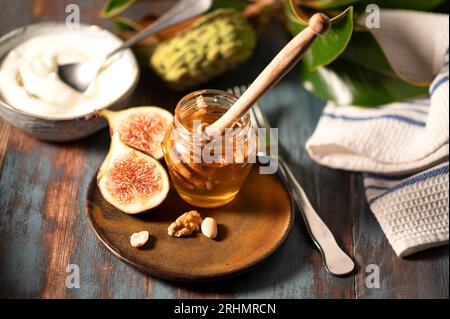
[0,123,57,298]
[59,130,154,299]
[0,0,33,35]
[0,0,152,299]
[0,0,44,299]
[0,120,11,169]
[29,0,156,299]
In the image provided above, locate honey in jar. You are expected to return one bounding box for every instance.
[162,90,257,208]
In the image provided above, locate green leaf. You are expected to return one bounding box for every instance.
[210,0,247,11]
[299,39,429,106]
[339,31,398,78]
[112,16,142,31]
[300,29,429,106]
[299,0,360,9]
[286,1,354,70]
[290,0,430,106]
[304,7,353,71]
[300,0,447,10]
[100,0,137,18]
[368,0,447,10]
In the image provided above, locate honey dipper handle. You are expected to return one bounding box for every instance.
[205,13,331,137]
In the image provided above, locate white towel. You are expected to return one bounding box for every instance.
[305,10,449,257]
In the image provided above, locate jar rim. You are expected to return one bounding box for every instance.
[174,89,251,136]
[177,89,238,109]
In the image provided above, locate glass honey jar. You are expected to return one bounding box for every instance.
[162,89,257,208]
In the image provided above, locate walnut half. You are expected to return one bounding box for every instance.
[168,210,203,238]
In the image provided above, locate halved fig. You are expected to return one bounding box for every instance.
[97,132,170,214]
[100,107,173,160]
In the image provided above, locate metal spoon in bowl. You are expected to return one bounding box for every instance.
[58,0,212,92]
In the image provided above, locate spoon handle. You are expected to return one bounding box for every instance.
[205,13,330,137]
[278,157,355,276]
[107,0,212,58]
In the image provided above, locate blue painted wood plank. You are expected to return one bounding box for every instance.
[0,129,57,297]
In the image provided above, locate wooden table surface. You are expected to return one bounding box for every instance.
[0,0,448,299]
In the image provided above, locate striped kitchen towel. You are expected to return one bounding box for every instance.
[363,163,448,256]
[305,11,449,257]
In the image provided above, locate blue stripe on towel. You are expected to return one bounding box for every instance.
[368,165,449,204]
[322,113,426,127]
[364,185,389,191]
[430,74,449,96]
[364,172,412,181]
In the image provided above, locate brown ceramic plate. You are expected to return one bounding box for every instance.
[85,166,293,282]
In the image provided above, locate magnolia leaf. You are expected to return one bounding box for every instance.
[339,31,398,78]
[286,2,354,70]
[210,0,248,11]
[102,0,245,20]
[112,16,142,31]
[370,0,447,10]
[101,0,137,18]
[290,0,435,106]
[300,0,447,10]
[299,54,428,106]
[299,0,359,9]
[299,29,429,106]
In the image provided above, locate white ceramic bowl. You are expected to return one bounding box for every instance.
[0,22,140,142]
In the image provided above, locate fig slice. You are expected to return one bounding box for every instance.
[100,106,173,160]
[97,132,170,214]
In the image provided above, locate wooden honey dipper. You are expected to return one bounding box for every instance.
[205,13,331,137]
[169,13,331,190]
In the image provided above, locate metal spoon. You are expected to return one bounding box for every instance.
[58,0,212,92]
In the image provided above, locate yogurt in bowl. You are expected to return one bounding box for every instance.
[0,22,139,141]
